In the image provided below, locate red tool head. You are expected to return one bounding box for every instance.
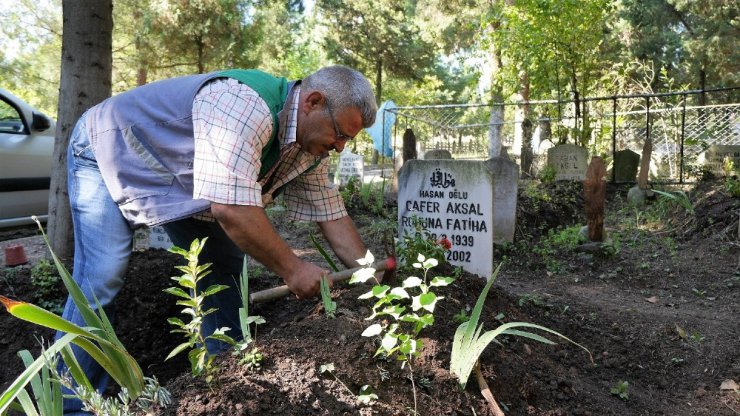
[386,256,397,271]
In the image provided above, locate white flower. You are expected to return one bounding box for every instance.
[356,250,375,266]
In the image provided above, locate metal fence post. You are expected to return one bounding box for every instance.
[612,96,617,183]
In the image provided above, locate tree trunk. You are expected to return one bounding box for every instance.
[488,48,504,158]
[48,0,112,262]
[519,73,533,175]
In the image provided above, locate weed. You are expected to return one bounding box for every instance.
[689,331,705,343]
[539,164,557,183]
[691,288,707,298]
[610,380,629,400]
[30,260,63,315]
[652,189,694,215]
[319,363,377,405]
[164,238,235,382]
[518,293,546,308]
[453,308,470,324]
[357,385,378,405]
[670,357,684,365]
[724,176,740,197]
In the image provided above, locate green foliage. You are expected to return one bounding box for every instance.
[232,256,266,371]
[29,260,64,315]
[652,189,694,215]
[724,176,740,197]
[351,251,454,364]
[533,226,586,273]
[165,238,235,382]
[539,165,557,184]
[340,178,389,217]
[610,380,629,400]
[1,219,168,414]
[396,216,449,273]
[450,264,592,388]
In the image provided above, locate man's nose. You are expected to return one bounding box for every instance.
[334,139,347,153]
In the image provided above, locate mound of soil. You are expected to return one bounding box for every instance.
[1,179,738,415]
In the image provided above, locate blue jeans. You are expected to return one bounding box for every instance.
[58,113,245,415]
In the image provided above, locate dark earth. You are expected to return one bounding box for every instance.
[1,179,738,415]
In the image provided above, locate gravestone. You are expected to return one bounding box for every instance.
[423,149,453,160]
[701,145,740,176]
[613,149,640,182]
[133,226,173,250]
[397,158,518,278]
[334,151,364,185]
[546,144,588,180]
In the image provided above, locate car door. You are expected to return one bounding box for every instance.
[0,92,54,227]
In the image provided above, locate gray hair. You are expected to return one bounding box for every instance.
[303,65,377,128]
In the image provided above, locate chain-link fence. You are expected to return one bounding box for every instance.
[385,87,739,183]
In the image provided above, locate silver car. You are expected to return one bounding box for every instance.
[0,88,55,228]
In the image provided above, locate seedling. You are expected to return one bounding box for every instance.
[232,256,266,371]
[610,380,629,400]
[164,238,236,382]
[350,250,454,414]
[450,263,592,389]
[453,309,470,324]
[320,276,337,318]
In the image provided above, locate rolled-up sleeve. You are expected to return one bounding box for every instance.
[192,78,273,207]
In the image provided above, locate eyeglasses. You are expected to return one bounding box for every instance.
[324,99,354,142]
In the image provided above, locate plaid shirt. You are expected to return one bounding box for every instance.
[191,77,347,222]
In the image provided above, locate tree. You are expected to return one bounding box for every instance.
[319,0,436,106]
[0,0,62,115]
[48,0,113,261]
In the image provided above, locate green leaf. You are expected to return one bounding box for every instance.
[166,342,193,361]
[361,324,383,337]
[402,276,423,288]
[310,234,339,272]
[163,287,191,299]
[381,333,398,352]
[430,276,454,287]
[245,316,266,325]
[202,284,230,297]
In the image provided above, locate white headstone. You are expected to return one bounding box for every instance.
[334,151,364,185]
[701,145,740,176]
[547,144,589,180]
[132,226,174,250]
[148,226,174,249]
[398,159,518,278]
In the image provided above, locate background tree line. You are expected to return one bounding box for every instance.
[2,0,737,117]
[0,0,736,258]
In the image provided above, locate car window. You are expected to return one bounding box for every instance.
[0,98,26,134]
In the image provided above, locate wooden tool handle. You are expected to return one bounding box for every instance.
[249,257,395,304]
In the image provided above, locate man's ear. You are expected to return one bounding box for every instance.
[302,90,325,114]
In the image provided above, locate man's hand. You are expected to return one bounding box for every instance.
[283,260,331,299]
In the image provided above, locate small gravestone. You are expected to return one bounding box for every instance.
[701,145,740,176]
[133,226,174,250]
[546,144,588,180]
[334,151,364,185]
[149,226,174,249]
[397,158,518,278]
[423,149,453,160]
[613,149,640,182]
